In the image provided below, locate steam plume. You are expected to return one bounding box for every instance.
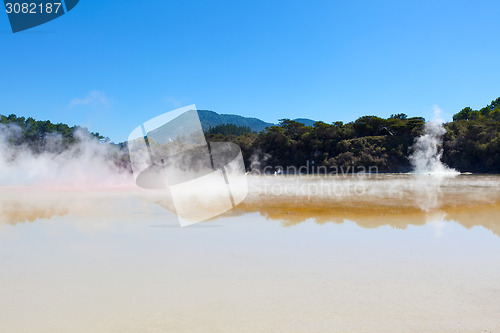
[409,106,458,175]
[0,123,132,188]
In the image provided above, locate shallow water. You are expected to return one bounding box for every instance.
[1,175,499,332]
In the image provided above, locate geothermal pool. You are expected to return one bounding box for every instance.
[1,175,499,333]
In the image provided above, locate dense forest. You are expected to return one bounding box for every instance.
[0,114,109,153]
[207,98,500,174]
[206,123,254,136]
[1,97,499,174]
[198,110,273,132]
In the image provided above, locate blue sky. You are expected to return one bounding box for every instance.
[1,0,500,142]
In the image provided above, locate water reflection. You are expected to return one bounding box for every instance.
[234,198,500,236]
[1,175,499,237]
[2,176,499,333]
[0,187,158,226]
[234,174,500,236]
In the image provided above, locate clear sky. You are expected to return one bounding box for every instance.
[1,0,500,142]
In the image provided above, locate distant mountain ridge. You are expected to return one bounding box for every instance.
[197,110,315,132]
[197,110,273,132]
[293,118,317,126]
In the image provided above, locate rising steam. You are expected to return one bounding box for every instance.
[0,123,132,188]
[409,106,458,175]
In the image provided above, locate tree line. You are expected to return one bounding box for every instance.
[1,97,499,174]
[0,114,109,153]
[207,98,500,173]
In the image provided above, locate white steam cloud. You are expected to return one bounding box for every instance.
[409,106,458,175]
[0,123,132,188]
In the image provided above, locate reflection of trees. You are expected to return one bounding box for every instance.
[2,186,499,238]
[233,196,500,237]
[0,190,145,226]
[0,198,69,225]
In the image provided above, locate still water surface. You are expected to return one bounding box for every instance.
[1,175,499,332]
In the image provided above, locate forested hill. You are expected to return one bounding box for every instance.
[0,114,109,152]
[207,98,500,174]
[198,110,273,132]
[1,97,499,174]
[197,110,316,132]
